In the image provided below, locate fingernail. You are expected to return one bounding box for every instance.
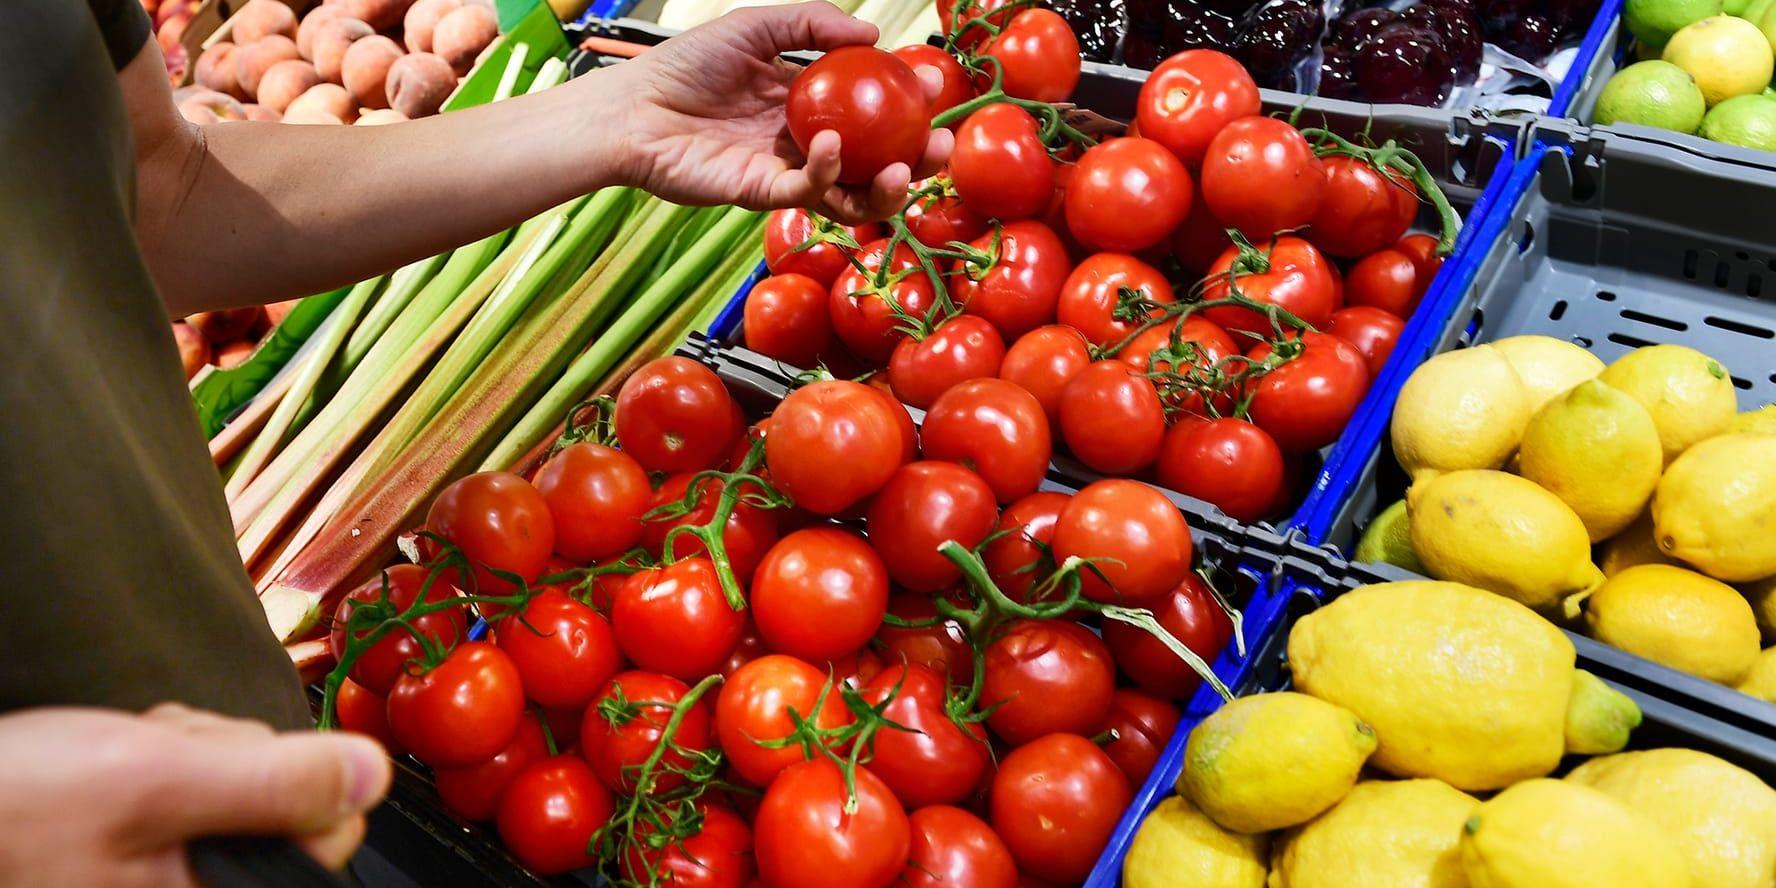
[343,740,388,809]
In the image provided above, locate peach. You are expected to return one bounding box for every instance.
[256,59,322,113]
[176,87,247,123]
[243,103,283,122]
[385,52,455,119]
[328,0,416,31]
[355,108,408,125]
[215,339,256,370]
[172,322,210,379]
[341,35,403,109]
[402,0,460,53]
[296,3,344,59]
[309,16,373,84]
[194,41,245,99]
[432,4,497,75]
[156,0,200,29]
[282,106,345,125]
[265,299,302,326]
[234,34,300,98]
[188,307,264,344]
[287,82,358,123]
[232,0,297,45]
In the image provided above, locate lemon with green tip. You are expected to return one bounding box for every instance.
[1598,344,1738,463]
[1124,795,1268,888]
[1518,379,1664,542]
[1391,347,1531,482]
[1564,669,1644,755]
[1580,564,1760,684]
[1407,470,1605,611]
[1269,779,1478,888]
[1179,692,1376,834]
[1460,779,1693,888]
[1653,433,1776,582]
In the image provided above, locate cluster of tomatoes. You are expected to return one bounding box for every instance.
[325,350,1239,887]
[756,16,1454,523]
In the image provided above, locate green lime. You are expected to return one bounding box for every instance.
[1354,499,1428,575]
[1742,0,1773,19]
[1728,0,1752,15]
[1627,0,1723,45]
[1700,93,1776,148]
[1594,61,1708,131]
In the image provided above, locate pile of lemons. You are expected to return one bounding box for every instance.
[1358,336,1776,697]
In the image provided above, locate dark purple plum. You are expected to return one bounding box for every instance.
[1047,0,1126,61]
[1477,0,1534,38]
[1330,7,1398,48]
[1162,5,1243,52]
[1238,0,1326,78]
[1497,14,1559,63]
[1403,3,1482,84]
[1125,0,1169,26]
[1424,0,1477,12]
[1193,0,1267,19]
[1545,0,1600,32]
[1122,24,1168,68]
[1353,22,1456,105]
[1319,43,1362,99]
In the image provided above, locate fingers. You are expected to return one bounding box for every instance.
[145,703,275,742]
[766,129,843,209]
[297,814,368,871]
[913,126,955,181]
[817,162,912,225]
[913,64,946,104]
[734,1,878,56]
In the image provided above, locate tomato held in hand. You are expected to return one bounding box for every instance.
[950,103,1056,222]
[786,46,931,186]
[1199,116,1327,239]
[496,756,613,876]
[920,379,1052,503]
[716,654,854,787]
[1097,688,1181,786]
[902,806,1019,888]
[619,803,755,888]
[977,8,1081,103]
[951,220,1071,341]
[329,563,468,695]
[754,759,911,888]
[888,315,1008,410]
[983,491,1068,603]
[611,558,745,682]
[387,641,525,768]
[1201,235,1341,334]
[495,591,620,709]
[335,678,400,754]
[641,473,780,586]
[1056,253,1176,348]
[892,44,975,118]
[1102,572,1234,699]
[990,734,1131,884]
[1052,478,1192,606]
[744,273,834,369]
[1057,361,1166,475]
[1243,331,1371,453]
[1066,137,1193,253]
[866,461,999,592]
[533,442,649,563]
[1135,49,1261,170]
[1307,156,1419,258]
[434,713,547,821]
[1155,417,1286,522]
[751,527,889,661]
[861,663,991,809]
[830,238,939,364]
[1326,305,1406,377]
[424,471,554,596]
[999,324,1091,423]
[1345,246,1423,317]
[905,173,989,248]
[581,670,714,795]
[981,619,1116,746]
[876,592,975,686]
[762,209,879,287]
[766,379,912,515]
[615,356,743,474]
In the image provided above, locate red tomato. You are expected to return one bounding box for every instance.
[1199,116,1327,239]
[1327,305,1406,377]
[888,315,1008,410]
[335,678,400,754]
[1155,418,1286,522]
[1116,316,1239,417]
[786,46,931,185]
[1395,232,1444,288]
[1056,253,1176,348]
[951,220,1072,341]
[495,592,620,710]
[977,9,1081,103]
[1052,478,1192,606]
[751,527,890,661]
[387,641,525,768]
[999,324,1092,424]
[1170,178,1235,274]
[1135,49,1261,170]
[981,620,1116,746]
[611,558,745,682]
[766,379,912,515]
[862,663,991,808]
[906,173,989,249]
[541,704,584,752]
[1345,246,1423,317]
[580,670,714,795]
[866,461,1000,592]
[1102,573,1233,699]
[876,592,975,686]
[762,208,880,288]
[495,756,613,875]
[1202,235,1342,334]
[920,378,1052,503]
[902,806,1019,888]
[1057,361,1166,475]
[950,103,1056,221]
[983,491,1068,603]
[719,619,770,679]
[744,273,834,369]
[434,713,547,821]
[990,734,1131,884]
[1244,331,1371,452]
[614,357,742,474]
[754,759,911,888]
[329,563,468,696]
[827,646,886,691]
[716,654,854,787]
[1308,156,1419,258]
[641,473,780,586]
[830,238,939,364]
[1099,689,1181,786]
[1066,137,1193,253]
[619,803,755,888]
[533,442,648,564]
[940,0,1017,49]
[424,472,554,596]
[865,381,921,465]
[892,44,975,117]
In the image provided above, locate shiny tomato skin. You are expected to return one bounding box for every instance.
[1135,49,1262,170]
[1345,246,1423,316]
[905,173,989,248]
[1327,305,1406,377]
[952,220,1072,341]
[615,357,743,474]
[950,103,1056,222]
[766,379,912,515]
[827,646,886,691]
[718,619,769,679]
[1395,232,1444,288]
[1065,137,1194,253]
[1170,179,1234,274]
[830,238,939,364]
[983,491,1068,603]
[1051,478,1192,606]
[580,670,714,795]
[978,8,1081,103]
[920,378,1052,503]
[329,563,468,696]
[641,473,779,587]
[865,461,1000,592]
[1102,573,1234,699]
[1244,331,1371,453]
[1202,235,1342,334]
[989,734,1131,884]
[494,592,620,710]
[1057,361,1166,476]
[754,759,911,888]
[940,0,1017,49]
[434,713,547,822]
[888,315,1008,410]
[862,663,991,809]
[1116,316,1239,417]
[744,274,834,369]
[1155,417,1286,523]
[892,44,975,117]
[335,678,400,754]
[424,471,554,596]
[1099,688,1181,786]
[387,641,525,768]
[751,527,890,662]
[762,209,879,288]
[902,805,1019,888]
[981,619,1116,746]
[619,803,755,888]
[532,442,649,563]
[1056,253,1176,348]
[1308,156,1419,258]
[1199,116,1327,239]
[495,756,614,876]
[786,46,931,185]
[999,324,1092,424]
[876,592,975,686]
[610,558,746,682]
[716,654,854,787]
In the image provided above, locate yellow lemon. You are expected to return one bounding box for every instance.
[1179,692,1376,834]
[1665,15,1775,105]
[1391,346,1531,482]
[1489,335,1605,414]
[1598,344,1738,463]
[1599,510,1682,576]
[1569,748,1776,888]
[1407,470,1605,612]
[1736,647,1776,702]
[1460,779,1693,888]
[1563,669,1644,755]
[1580,564,1760,684]
[1653,433,1776,582]
[1269,779,1478,888]
[1730,404,1776,434]
[1124,795,1268,888]
[1745,576,1776,642]
[1518,379,1664,542]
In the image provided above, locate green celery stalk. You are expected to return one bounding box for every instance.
[322,253,449,394]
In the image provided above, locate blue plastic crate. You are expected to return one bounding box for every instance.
[1549,0,1627,117]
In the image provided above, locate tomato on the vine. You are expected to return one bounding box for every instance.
[387,641,525,768]
[977,8,1081,103]
[751,527,890,662]
[762,208,879,288]
[981,619,1116,746]
[866,461,1000,592]
[905,174,989,249]
[766,379,912,515]
[990,733,1131,884]
[1326,305,1406,377]
[830,238,939,364]
[754,759,911,888]
[1395,232,1444,286]
[610,558,745,682]
[335,678,400,754]
[1116,315,1238,417]
[580,670,714,795]
[940,0,1017,50]
[1201,235,1342,334]
[826,646,886,691]
[1065,137,1193,253]
[902,805,1019,888]
[533,442,649,563]
[951,220,1071,341]
[641,473,780,586]
[950,103,1056,222]
[786,46,931,186]
[424,471,554,596]
[1057,361,1166,476]
[1345,246,1423,317]
[329,563,468,696]
[1101,572,1234,699]
[920,379,1051,504]
[888,315,1007,410]
[892,44,976,118]
[619,803,755,888]
[1155,417,1286,523]
[744,273,834,369]
[615,357,743,474]
[1200,116,1327,239]
[1134,49,1261,170]
[434,713,547,822]
[982,491,1067,603]
[1308,156,1419,258]
[716,654,853,787]
[999,324,1091,424]
[876,592,975,686]
[861,663,991,809]
[1243,331,1370,453]
[1098,688,1181,786]
[1051,478,1192,606]
[495,756,613,876]
[494,591,620,710]
[1056,252,1176,348]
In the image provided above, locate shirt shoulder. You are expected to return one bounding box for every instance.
[89,0,152,71]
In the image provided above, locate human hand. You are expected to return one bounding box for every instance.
[0,704,391,887]
[598,1,954,223]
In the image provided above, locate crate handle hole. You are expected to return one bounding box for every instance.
[1517,222,1535,255]
[1549,300,1568,321]
[1596,290,1617,302]
[1738,251,1752,261]
[1733,376,1752,390]
[1573,336,1593,348]
[1750,275,1764,299]
[1619,309,1687,332]
[1684,250,1700,280]
[1715,262,1732,289]
[1705,315,1776,339]
[1607,332,1655,349]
